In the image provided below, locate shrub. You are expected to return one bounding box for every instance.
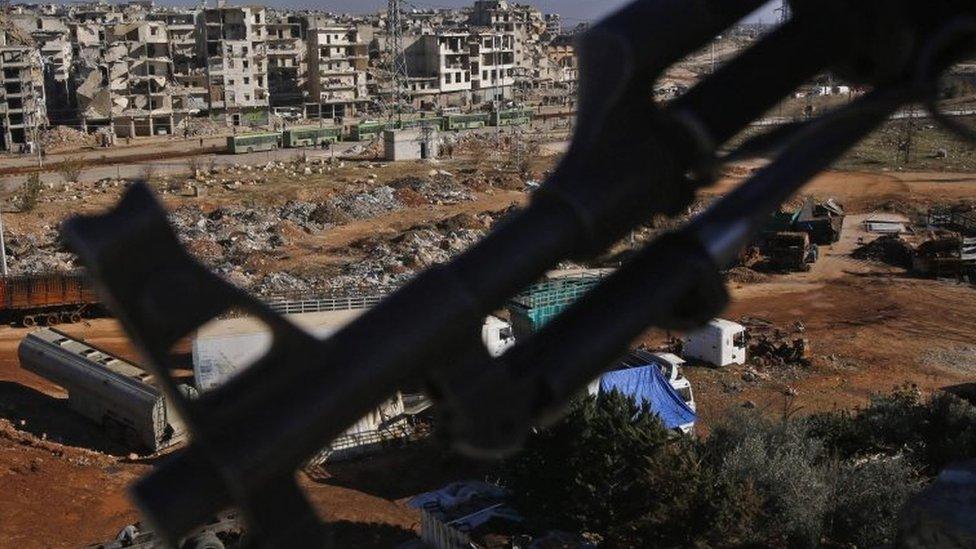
[57,156,84,183]
[707,414,830,547]
[826,457,921,547]
[501,392,672,535]
[17,172,43,212]
[501,388,966,547]
[186,155,202,177]
[141,163,157,183]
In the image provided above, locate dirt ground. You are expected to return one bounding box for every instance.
[0,163,974,546]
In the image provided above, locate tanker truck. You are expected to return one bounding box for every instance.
[18,328,187,453]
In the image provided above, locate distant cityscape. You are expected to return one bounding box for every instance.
[0,0,586,152]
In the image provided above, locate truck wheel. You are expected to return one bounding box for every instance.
[46,314,59,326]
[22,316,36,328]
[187,532,224,549]
[69,312,82,324]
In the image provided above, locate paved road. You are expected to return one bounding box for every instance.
[0,142,363,191]
[0,120,571,191]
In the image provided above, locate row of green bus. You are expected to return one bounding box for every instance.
[227,109,534,154]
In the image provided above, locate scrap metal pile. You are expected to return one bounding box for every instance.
[739,316,810,369]
[57,0,976,546]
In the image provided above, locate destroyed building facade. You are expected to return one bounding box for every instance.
[0,24,47,152]
[2,0,578,148]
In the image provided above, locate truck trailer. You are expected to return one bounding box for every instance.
[18,328,185,453]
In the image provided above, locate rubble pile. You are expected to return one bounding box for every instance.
[167,202,327,288]
[389,174,473,205]
[725,266,770,284]
[4,228,77,274]
[327,185,402,219]
[40,126,97,151]
[330,208,515,288]
[739,316,810,371]
[182,117,225,137]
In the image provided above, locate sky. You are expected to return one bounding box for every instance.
[158,0,782,26]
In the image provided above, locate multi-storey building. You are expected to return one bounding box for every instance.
[305,18,368,119]
[104,20,179,137]
[405,31,472,108]
[469,29,515,103]
[0,0,576,148]
[0,27,47,152]
[265,12,307,108]
[199,5,269,125]
[8,14,74,125]
[148,10,209,116]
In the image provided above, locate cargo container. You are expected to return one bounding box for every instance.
[0,272,100,326]
[18,328,185,452]
[507,276,602,340]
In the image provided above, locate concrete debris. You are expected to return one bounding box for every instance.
[389,175,473,205]
[40,126,98,151]
[330,208,515,289]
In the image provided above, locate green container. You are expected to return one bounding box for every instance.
[507,277,602,340]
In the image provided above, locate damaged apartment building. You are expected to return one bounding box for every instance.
[0,24,47,152]
[305,16,369,120]
[200,4,270,126]
[397,0,574,108]
[5,0,576,146]
[74,20,200,137]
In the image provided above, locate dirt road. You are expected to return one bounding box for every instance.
[0,166,973,546]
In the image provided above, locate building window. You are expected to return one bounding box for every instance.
[455,73,461,83]
[243,59,249,69]
[244,77,250,84]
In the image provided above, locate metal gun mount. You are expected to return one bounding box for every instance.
[62,0,976,546]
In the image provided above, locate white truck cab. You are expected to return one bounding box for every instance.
[682,318,747,367]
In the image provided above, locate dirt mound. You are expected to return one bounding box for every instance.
[852,235,914,268]
[726,266,770,284]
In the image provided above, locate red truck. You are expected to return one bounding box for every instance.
[0,272,100,326]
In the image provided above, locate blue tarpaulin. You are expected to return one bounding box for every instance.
[599,365,697,430]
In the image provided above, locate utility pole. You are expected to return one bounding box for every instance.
[387,0,409,122]
[28,58,44,169]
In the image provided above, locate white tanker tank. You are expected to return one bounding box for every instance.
[18,328,184,452]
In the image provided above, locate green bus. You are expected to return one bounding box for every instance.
[282,126,341,148]
[348,120,398,142]
[226,132,282,154]
[442,113,490,131]
[400,116,444,130]
[491,109,534,127]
